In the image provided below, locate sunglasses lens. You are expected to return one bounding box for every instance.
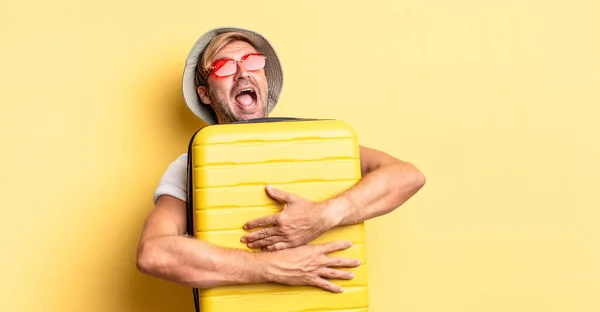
[213,59,236,77]
[244,54,266,71]
[210,54,265,77]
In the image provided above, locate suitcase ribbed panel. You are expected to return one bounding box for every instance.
[190,119,369,312]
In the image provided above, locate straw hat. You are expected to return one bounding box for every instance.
[181,26,284,124]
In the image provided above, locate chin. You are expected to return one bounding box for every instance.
[232,107,267,121]
[236,113,266,121]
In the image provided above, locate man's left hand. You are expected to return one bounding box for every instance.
[240,185,344,251]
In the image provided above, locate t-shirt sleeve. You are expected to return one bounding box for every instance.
[153,153,188,204]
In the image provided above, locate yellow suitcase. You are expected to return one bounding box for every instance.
[185,117,369,312]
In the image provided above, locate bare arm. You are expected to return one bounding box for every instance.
[136,195,359,292]
[242,145,426,250]
[136,195,265,288]
[331,145,426,226]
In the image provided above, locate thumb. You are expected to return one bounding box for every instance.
[266,185,294,203]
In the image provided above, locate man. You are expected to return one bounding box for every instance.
[136,27,426,294]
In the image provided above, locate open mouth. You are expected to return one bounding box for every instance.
[234,88,257,107]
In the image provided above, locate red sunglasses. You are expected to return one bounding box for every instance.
[209,53,266,77]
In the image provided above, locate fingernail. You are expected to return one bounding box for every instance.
[349,273,354,278]
[241,238,246,243]
[356,260,361,266]
[339,288,344,293]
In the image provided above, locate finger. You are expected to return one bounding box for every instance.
[263,241,291,251]
[243,214,279,230]
[266,185,298,203]
[241,226,279,243]
[311,277,344,293]
[323,256,361,268]
[318,268,355,280]
[247,235,286,249]
[317,240,354,254]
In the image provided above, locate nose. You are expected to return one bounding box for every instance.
[233,61,250,81]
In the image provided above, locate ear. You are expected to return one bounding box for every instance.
[197,86,212,104]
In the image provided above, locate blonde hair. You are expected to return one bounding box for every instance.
[195,32,256,86]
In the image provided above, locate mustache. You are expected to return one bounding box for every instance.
[231,80,258,94]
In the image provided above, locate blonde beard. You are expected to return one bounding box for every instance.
[207,86,268,124]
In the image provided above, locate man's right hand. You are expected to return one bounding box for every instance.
[258,240,360,293]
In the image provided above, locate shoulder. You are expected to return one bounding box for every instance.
[153,153,188,204]
[162,153,188,177]
[172,153,188,167]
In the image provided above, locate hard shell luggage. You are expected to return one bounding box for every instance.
[185,117,369,312]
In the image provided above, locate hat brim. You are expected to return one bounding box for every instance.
[182,26,284,124]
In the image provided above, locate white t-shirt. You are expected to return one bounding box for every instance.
[153,153,188,204]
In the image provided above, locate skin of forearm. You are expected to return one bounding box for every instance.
[326,161,426,226]
[137,235,267,289]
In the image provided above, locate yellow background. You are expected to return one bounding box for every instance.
[1,0,598,311]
